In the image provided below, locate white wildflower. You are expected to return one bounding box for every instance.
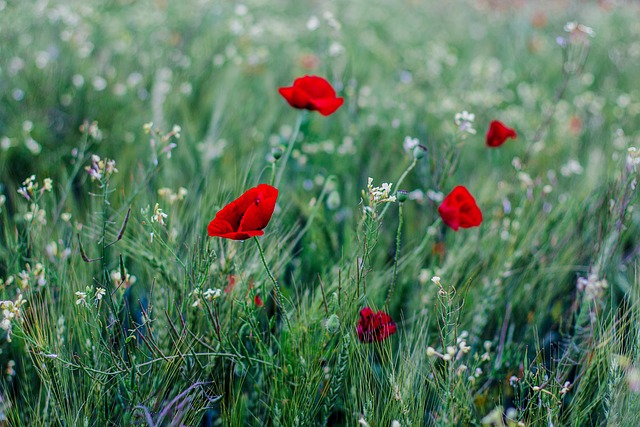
[454,110,476,135]
[203,288,222,302]
[151,203,168,226]
[75,291,87,305]
[367,177,396,205]
[42,178,53,192]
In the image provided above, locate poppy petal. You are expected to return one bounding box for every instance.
[438,186,482,231]
[207,184,278,241]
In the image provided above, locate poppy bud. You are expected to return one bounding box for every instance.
[413,145,427,160]
[397,190,408,203]
[272,147,283,160]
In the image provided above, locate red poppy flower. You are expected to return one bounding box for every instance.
[207,184,278,240]
[356,307,397,343]
[278,75,344,116]
[485,120,517,147]
[438,186,483,231]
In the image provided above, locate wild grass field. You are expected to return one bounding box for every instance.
[1,0,640,425]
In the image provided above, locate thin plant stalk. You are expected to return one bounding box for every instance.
[254,236,291,329]
[274,111,304,188]
[385,201,403,307]
[379,157,418,220]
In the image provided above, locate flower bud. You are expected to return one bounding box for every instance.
[397,190,408,203]
[272,146,283,160]
[413,145,427,160]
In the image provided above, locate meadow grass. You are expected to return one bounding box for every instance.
[1,0,640,425]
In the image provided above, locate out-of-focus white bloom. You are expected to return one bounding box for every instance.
[560,159,584,176]
[627,147,640,170]
[110,269,137,289]
[158,187,188,205]
[43,178,53,192]
[454,110,476,135]
[306,15,320,31]
[431,276,441,286]
[403,136,419,153]
[328,41,344,56]
[576,273,608,301]
[426,189,444,202]
[564,22,595,38]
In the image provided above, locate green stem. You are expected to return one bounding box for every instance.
[274,112,304,188]
[379,157,418,220]
[385,202,403,307]
[254,236,291,329]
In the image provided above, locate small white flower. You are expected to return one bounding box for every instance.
[203,288,222,302]
[42,178,53,192]
[171,124,182,138]
[95,287,106,302]
[431,276,441,286]
[75,291,87,305]
[151,203,168,226]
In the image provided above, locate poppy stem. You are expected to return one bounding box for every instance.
[385,201,403,308]
[379,157,418,221]
[253,236,291,329]
[274,111,304,188]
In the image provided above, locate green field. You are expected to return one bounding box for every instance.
[1,0,640,425]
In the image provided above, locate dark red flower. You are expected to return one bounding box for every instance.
[485,120,517,147]
[278,75,344,116]
[356,307,397,343]
[254,294,264,308]
[438,186,482,231]
[207,184,278,240]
